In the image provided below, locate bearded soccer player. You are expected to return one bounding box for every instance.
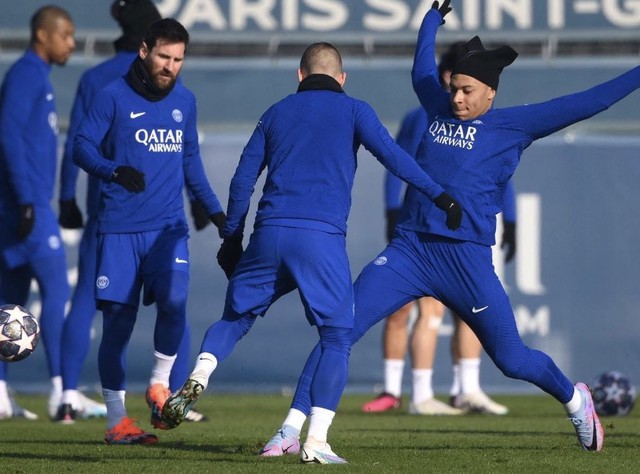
[0,5,75,421]
[74,18,225,444]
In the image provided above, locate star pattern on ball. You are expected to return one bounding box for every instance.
[1,305,32,324]
[11,329,38,356]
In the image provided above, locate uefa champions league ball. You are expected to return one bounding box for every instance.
[591,371,636,417]
[0,304,40,362]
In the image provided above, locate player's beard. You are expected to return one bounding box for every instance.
[152,71,177,91]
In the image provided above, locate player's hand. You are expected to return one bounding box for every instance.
[501,221,516,263]
[434,192,462,230]
[112,166,145,193]
[431,0,452,23]
[190,199,210,231]
[58,198,84,229]
[17,204,35,241]
[385,208,401,243]
[210,212,226,239]
[217,236,243,279]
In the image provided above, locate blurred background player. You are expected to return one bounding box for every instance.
[363,43,514,416]
[54,0,209,425]
[0,5,75,420]
[74,18,225,444]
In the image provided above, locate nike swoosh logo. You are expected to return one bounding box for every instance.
[472,305,488,313]
[175,257,188,264]
[130,111,146,119]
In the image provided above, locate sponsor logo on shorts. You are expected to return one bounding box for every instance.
[472,305,489,313]
[374,256,387,265]
[96,275,109,289]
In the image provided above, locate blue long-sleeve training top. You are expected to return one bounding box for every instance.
[224,75,446,238]
[74,75,223,233]
[401,9,640,246]
[386,106,516,223]
[0,49,58,213]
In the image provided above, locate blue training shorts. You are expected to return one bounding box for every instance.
[225,225,354,328]
[95,224,189,307]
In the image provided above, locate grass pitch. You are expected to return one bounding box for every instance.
[1,393,639,472]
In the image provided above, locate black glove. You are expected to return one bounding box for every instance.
[501,221,516,263]
[217,236,243,279]
[112,166,145,193]
[58,198,84,229]
[17,204,35,241]
[190,200,210,231]
[210,212,226,239]
[434,192,462,230]
[431,0,452,24]
[385,208,401,243]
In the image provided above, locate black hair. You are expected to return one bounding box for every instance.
[299,42,342,76]
[142,18,189,52]
[30,5,72,43]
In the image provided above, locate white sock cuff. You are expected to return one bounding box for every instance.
[564,387,582,414]
[384,359,405,371]
[154,350,177,361]
[51,375,63,393]
[310,406,335,422]
[191,352,218,388]
[283,408,307,431]
[459,358,481,368]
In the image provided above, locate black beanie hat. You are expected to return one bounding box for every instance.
[437,41,467,87]
[451,36,518,90]
[111,0,162,49]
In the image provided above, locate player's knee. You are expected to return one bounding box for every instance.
[155,283,188,316]
[494,353,528,380]
[318,326,351,356]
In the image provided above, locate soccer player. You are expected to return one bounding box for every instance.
[55,0,207,426]
[362,109,515,415]
[259,0,640,454]
[0,5,75,420]
[366,42,512,416]
[73,18,225,444]
[366,49,515,414]
[159,42,462,464]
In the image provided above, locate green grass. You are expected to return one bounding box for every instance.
[1,393,639,472]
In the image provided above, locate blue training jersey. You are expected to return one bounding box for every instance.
[224,80,446,237]
[60,51,137,218]
[74,76,223,233]
[403,9,640,246]
[0,49,58,213]
[386,106,516,223]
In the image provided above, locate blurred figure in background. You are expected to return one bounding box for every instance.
[0,5,75,420]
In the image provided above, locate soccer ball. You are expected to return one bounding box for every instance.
[0,304,40,362]
[591,371,636,417]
